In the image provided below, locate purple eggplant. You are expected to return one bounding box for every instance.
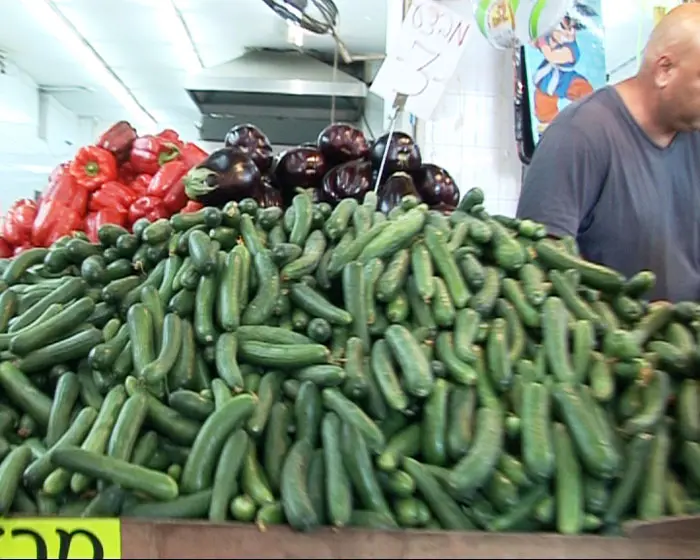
[183,147,261,206]
[431,203,457,214]
[257,183,284,208]
[274,146,327,204]
[317,123,370,167]
[377,172,421,214]
[224,124,274,172]
[322,159,373,204]
[370,132,422,181]
[413,163,460,208]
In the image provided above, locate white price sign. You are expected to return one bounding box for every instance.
[371,0,472,121]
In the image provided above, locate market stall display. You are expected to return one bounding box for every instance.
[0,184,697,538]
[0,122,209,257]
[0,121,462,260]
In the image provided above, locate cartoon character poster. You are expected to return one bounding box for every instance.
[524,0,606,142]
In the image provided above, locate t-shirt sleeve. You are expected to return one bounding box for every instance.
[516,123,606,239]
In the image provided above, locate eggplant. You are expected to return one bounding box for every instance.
[321,159,373,204]
[257,183,284,208]
[370,132,422,181]
[377,172,421,214]
[413,163,460,208]
[224,124,274,172]
[184,147,261,207]
[317,123,370,167]
[274,146,327,205]
[431,203,457,214]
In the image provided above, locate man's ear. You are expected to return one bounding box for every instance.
[655,54,674,88]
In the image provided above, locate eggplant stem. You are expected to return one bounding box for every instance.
[183,167,218,198]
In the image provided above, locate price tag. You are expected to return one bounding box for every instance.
[371,0,472,121]
[0,518,121,559]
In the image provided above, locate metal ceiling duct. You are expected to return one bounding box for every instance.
[185,50,368,146]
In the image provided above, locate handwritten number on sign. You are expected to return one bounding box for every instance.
[369,0,470,119]
[393,40,443,97]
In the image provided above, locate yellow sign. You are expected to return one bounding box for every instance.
[0,518,121,559]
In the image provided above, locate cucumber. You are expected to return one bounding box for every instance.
[384,324,434,398]
[448,407,504,499]
[52,446,178,501]
[321,412,353,527]
[0,362,53,428]
[45,371,81,448]
[281,439,320,532]
[322,388,385,453]
[403,458,474,530]
[553,422,584,534]
[0,445,34,514]
[340,421,393,518]
[180,394,256,493]
[535,238,624,293]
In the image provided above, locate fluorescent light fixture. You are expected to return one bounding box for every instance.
[287,21,305,48]
[161,1,203,73]
[22,0,157,131]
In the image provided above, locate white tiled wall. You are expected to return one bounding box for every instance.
[418,1,523,217]
[381,0,521,215]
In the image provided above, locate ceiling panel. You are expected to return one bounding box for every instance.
[50,90,124,117]
[115,68,190,89]
[54,2,168,45]
[2,0,386,136]
[91,41,187,71]
[11,56,99,88]
[196,46,247,69]
[129,88,198,112]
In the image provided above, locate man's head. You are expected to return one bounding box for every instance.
[637,3,700,132]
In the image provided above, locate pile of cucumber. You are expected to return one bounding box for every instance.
[0,187,699,536]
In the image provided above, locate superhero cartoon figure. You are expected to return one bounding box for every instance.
[533,14,594,130]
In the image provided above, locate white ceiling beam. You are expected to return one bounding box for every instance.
[21,0,159,132]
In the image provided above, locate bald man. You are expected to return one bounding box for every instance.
[516,3,700,302]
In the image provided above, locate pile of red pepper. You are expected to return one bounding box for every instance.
[0,121,208,257]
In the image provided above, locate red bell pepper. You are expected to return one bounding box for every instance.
[128,196,168,226]
[147,160,188,198]
[0,237,12,258]
[85,208,127,243]
[180,142,209,168]
[163,181,189,214]
[97,121,138,163]
[69,146,118,191]
[130,136,180,175]
[31,200,82,247]
[147,160,191,214]
[181,200,204,213]
[130,174,152,195]
[3,199,37,247]
[157,129,181,143]
[49,162,69,184]
[42,165,89,216]
[118,161,137,184]
[89,181,136,215]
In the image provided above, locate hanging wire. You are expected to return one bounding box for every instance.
[260,0,338,34]
[261,0,354,63]
[330,41,339,123]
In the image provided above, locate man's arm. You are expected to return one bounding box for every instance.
[516,122,607,239]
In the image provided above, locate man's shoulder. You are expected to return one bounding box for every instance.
[545,87,623,139]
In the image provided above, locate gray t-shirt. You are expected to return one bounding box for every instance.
[517,86,700,302]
